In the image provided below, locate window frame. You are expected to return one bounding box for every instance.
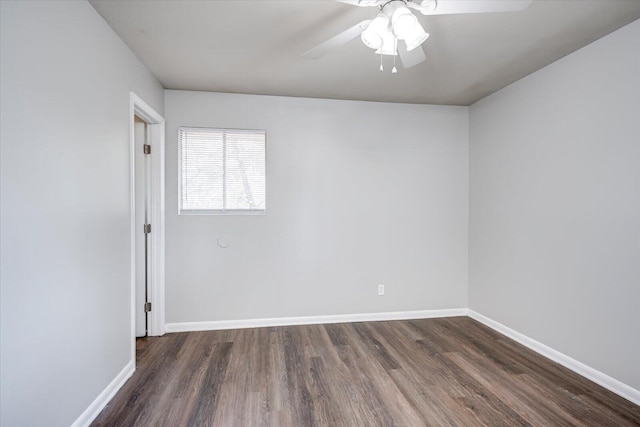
[178,126,266,216]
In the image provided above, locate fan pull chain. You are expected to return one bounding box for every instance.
[392,37,398,74]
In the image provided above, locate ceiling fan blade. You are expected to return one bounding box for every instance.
[302,19,371,60]
[417,0,532,16]
[398,43,426,69]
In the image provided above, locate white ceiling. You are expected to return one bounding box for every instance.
[90,0,640,106]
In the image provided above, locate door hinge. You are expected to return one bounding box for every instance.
[144,224,151,234]
[144,302,152,312]
[143,144,151,155]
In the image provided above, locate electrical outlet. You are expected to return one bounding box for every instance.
[378,284,385,296]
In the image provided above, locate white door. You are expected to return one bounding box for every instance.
[134,116,151,337]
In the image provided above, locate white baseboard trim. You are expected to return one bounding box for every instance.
[468,310,640,406]
[71,360,135,427]
[165,308,469,333]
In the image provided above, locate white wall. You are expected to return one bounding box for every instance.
[0,1,164,426]
[469,19,640,391]
[165,91,468,324]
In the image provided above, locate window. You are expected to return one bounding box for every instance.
[179,127,266,214]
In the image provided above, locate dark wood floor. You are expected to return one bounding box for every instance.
[92,317,640,426]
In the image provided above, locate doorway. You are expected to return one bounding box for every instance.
[130,92,166,364]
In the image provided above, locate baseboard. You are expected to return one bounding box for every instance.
[71,360,135,427]
[468,310,640,406]
[165,308,469,333]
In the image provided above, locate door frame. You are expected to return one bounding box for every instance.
[129,92,165,358]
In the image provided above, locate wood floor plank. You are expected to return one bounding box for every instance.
[91,317,640,426]
[187,341,233,426]
[210,341,250,426]
[307,355,342,426]
[145,331,218,427]
[282,326,316,427]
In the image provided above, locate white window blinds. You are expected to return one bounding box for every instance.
[179,127,266,214]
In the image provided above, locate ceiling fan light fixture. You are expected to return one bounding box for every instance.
[374,31,397,56]
[361,13,389,49]
[391,6,417,40]
[404,23,429,51]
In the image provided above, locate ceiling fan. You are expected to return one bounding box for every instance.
[302,0,533,72]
